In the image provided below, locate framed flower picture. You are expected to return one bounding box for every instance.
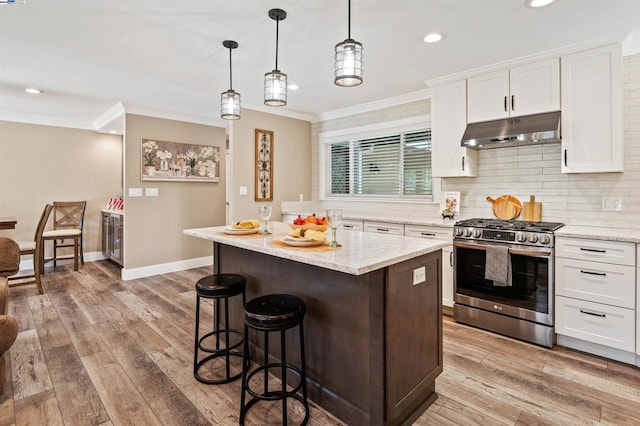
[255,129,273,201]
[141,139,220,182]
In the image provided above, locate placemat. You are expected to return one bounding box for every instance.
[270,240,342,252]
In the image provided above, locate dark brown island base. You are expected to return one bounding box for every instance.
[184,223,446,425]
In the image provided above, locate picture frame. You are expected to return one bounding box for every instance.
[255,129,274,201]
[141,138,220,182]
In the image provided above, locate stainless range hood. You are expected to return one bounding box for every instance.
[461,111,561,149]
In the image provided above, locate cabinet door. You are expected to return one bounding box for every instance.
[432,80,477,177]
[363,221,404,235]
[467,69,509,123]
[509,58,560,117]
[561,44,623,173]
[442,245,454,308]
[340,219,363,231]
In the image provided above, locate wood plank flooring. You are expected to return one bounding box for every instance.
[1,261,639,425]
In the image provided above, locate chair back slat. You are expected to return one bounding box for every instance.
[33,204,54,242]
[53,201,86,230]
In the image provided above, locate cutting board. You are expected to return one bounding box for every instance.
[486,195,521,220]
[522,195,542,222]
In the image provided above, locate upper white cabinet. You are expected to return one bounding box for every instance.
[432,80,478,177]
[561,44,623,173]
[467,58,560,123]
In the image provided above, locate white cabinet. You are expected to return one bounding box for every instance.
[467,58,560,123]
[340,219,363,231]
[555,237,636,354]
[405,225,454,307]
[363,221,404,236]
[432,80,478,177]
[560,44,623,173]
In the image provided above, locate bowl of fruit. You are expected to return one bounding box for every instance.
[289,214,329,232]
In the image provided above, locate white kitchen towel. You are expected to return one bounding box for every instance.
[484,245,512,286]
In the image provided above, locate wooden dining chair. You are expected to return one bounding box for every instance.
[7,204,53,294]
[41,201,86,272]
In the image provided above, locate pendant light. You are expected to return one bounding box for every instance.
[264,8,287,106]
[334,0,363,87]
[221,40,241,120]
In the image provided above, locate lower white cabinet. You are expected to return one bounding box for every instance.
[555,236,637,359]
[555,297,635,352]
[405,225,454,307]
[340,219,363,231]
[363,221,405,236]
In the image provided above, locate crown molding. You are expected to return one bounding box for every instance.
[425,35,628,88]
[0,111,93,130]
[243,103,315,122]
[313,89,431,123]
[92,102,125,132]
[124,104,228,128]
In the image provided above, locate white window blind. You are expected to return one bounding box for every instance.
[326,129,432,199]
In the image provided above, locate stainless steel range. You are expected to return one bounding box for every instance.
[453,218,564,348]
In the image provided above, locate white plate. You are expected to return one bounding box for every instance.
[223,227,260,235]
[282,237,325,247]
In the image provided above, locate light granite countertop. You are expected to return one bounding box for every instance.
[556,225,640,244]
[184,222,448,276]
[101,208,124,215]
[282,211,456,228]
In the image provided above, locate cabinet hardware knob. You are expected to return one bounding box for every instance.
[579,309,606,318]
[504,96,507,111]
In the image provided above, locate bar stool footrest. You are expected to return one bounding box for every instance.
[194,351,244,385]
[246,362,304,400]
[241,392,309,426]
[198,329,243,353]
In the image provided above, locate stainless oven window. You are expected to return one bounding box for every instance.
[455,245,550,314]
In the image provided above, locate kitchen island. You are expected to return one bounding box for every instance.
[184,222,446,425]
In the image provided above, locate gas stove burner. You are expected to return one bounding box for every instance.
[453,218,564,247]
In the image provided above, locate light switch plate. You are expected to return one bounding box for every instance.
[413,266,426,285]
[128,188,143,197]
[145,188,158,197]
[239,186,248,196]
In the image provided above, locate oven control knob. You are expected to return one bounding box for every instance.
[464,228,473,237]
[455,228,464,237]
[529,234,539,243]
[516,232,527,243]
[539,235,551,245]
[473,229,481,238]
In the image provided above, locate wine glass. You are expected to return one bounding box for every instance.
[326,209,342,247]
[258,205,272,235]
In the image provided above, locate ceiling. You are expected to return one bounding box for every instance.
[1,0,639,130]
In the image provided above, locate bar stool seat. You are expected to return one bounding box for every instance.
[240,293,309,425]
[193,273,246,385]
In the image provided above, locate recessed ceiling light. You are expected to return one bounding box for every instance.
[25,88,41,94]
[423,33,444,43]
[288,83,299,90]
[524,0,555,8]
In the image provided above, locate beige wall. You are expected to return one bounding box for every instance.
[229,109,311,223]
[0,121,122,260]
[123,114,226,269]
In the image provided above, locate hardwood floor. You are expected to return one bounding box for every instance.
[2,261,639,425]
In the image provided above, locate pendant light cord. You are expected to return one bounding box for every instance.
[228,47,233,90]
[347,0,351,39]
[275,17,280,70]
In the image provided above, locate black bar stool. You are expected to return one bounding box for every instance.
[240,294,309,426]
[193,273,246,384]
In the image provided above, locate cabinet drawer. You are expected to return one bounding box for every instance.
[364,221,404,236]
[556,237,635,266]
[556,258,635,309]
[405,225,452,241]
[556,296,635,352]
[340,219,363,231]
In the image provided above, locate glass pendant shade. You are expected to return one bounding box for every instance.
[334,38,363,87]
[264,70,288,106]
[221,40,240,120]
[220,89,240,120]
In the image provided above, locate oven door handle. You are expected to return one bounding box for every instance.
[453,241,551,258]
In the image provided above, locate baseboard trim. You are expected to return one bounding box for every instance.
[121,256,213,281]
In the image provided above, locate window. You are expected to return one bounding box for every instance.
[323,128,433,200]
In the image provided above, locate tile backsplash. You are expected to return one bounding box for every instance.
[308,54,640,230]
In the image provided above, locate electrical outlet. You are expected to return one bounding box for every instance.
[602,197,623,211]
[412,266,426,285]
[128,188,142,197]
